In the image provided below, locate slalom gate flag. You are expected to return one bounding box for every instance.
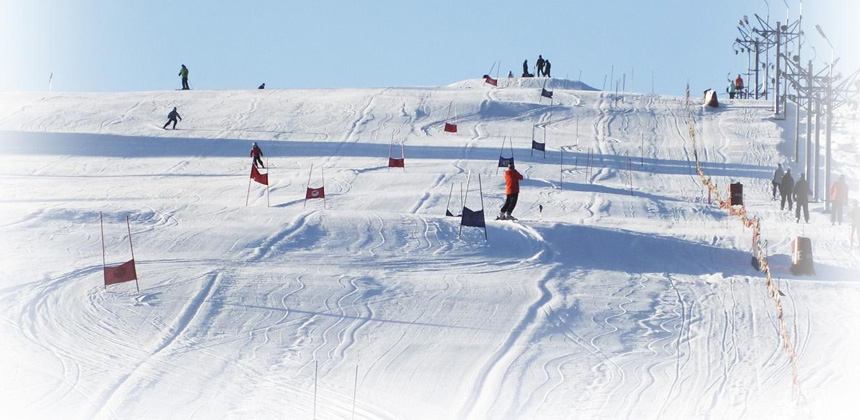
[444,122,458,133]
[251,165,268,185]
[541,88,553,99]
[498,157,514,168]
[460,207,486,228]
[532,140,545,152]
[306,187,325,199]
[484,76,498,86]
[104,259,137,286]
[388,157,405,168]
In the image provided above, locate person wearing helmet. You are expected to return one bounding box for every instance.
[250,142,265,168]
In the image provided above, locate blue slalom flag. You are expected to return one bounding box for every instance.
[498,156,514,168]
[460,207,486,228]
[541,88,553,99]
[531,140,545,152]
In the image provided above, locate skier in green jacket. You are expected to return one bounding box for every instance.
[179,64,189,90]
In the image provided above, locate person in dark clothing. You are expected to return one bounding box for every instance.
[258,83,265,89]
[771,163,784,200]
[498,161,523,220]
[179,64,189,90]
[250,142,265,168]
[544,60,551,78]
[163,107,181,129]
[522,59,532,77]
[780,169,794,211]
[793,173,811,223]
[536,55,545,77]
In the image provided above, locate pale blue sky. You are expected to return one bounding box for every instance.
[1,1,856,96]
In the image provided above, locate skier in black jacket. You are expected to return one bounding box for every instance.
[780,169,794,211]
[793,173,811,223]
[163,107,182,130]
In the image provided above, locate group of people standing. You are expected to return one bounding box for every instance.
[521,55,551,78]
[772,163,859,246]
[727,74,745,99]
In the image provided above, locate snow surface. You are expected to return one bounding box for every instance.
[1,79,859,420]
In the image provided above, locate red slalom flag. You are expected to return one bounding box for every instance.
[251,165,268,185]
[444,122,458,133]
[306,187,325,199]
[104,259,137,286]
[484,76,498,86]
[388,157,405,168]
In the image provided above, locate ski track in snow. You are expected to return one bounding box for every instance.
[1,82,859,419]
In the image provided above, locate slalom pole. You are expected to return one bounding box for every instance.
[266,158,270,208]
[321,166,326,210]
[313,360,318,420]
[351,365,358,420]
[508,137,514,163]
[446,183,454,215]
[459,171,472,239]
[478,174,488,241]
[304,164,313,208]
[388,138,393,172]
[100,212,107,291]
[126,214,139,292]
[560,148,563,190]
[496,138,505,175]
[543,127,547,158]
[246,165,253,206]
[400,141,406,172]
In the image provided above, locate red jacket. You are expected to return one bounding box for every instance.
[250,145,263,158]
[831,180,848,201]
[505,168,523,195]
[735,76,744,89]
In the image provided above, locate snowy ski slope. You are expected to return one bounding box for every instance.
[1,78,859,419]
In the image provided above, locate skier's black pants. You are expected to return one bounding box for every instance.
[182,77,189,90]
[795,201,809,222]
[501,193,518,215]
[163,118,178,129]
[780,193,793,211]
[253,156,264,168]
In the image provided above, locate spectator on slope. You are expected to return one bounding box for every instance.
[522,59,532,77]
[780,168,794,212]
[179,64,190,90]
[793,173,811,223]
[851,200,860,249]
[536,55,545,77]
[508,71,514,78]
[498,161,523,220]
[728,81,736,99]
[163,107,182,130]
[544,60,551,78]
[771,163,784,200]
[258,83,265,89]
[250,142,265,169]
[830,175,849,225]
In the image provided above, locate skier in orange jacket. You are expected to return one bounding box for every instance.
[498,161,523,220]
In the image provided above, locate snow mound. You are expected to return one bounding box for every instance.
[447,77,597,91]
